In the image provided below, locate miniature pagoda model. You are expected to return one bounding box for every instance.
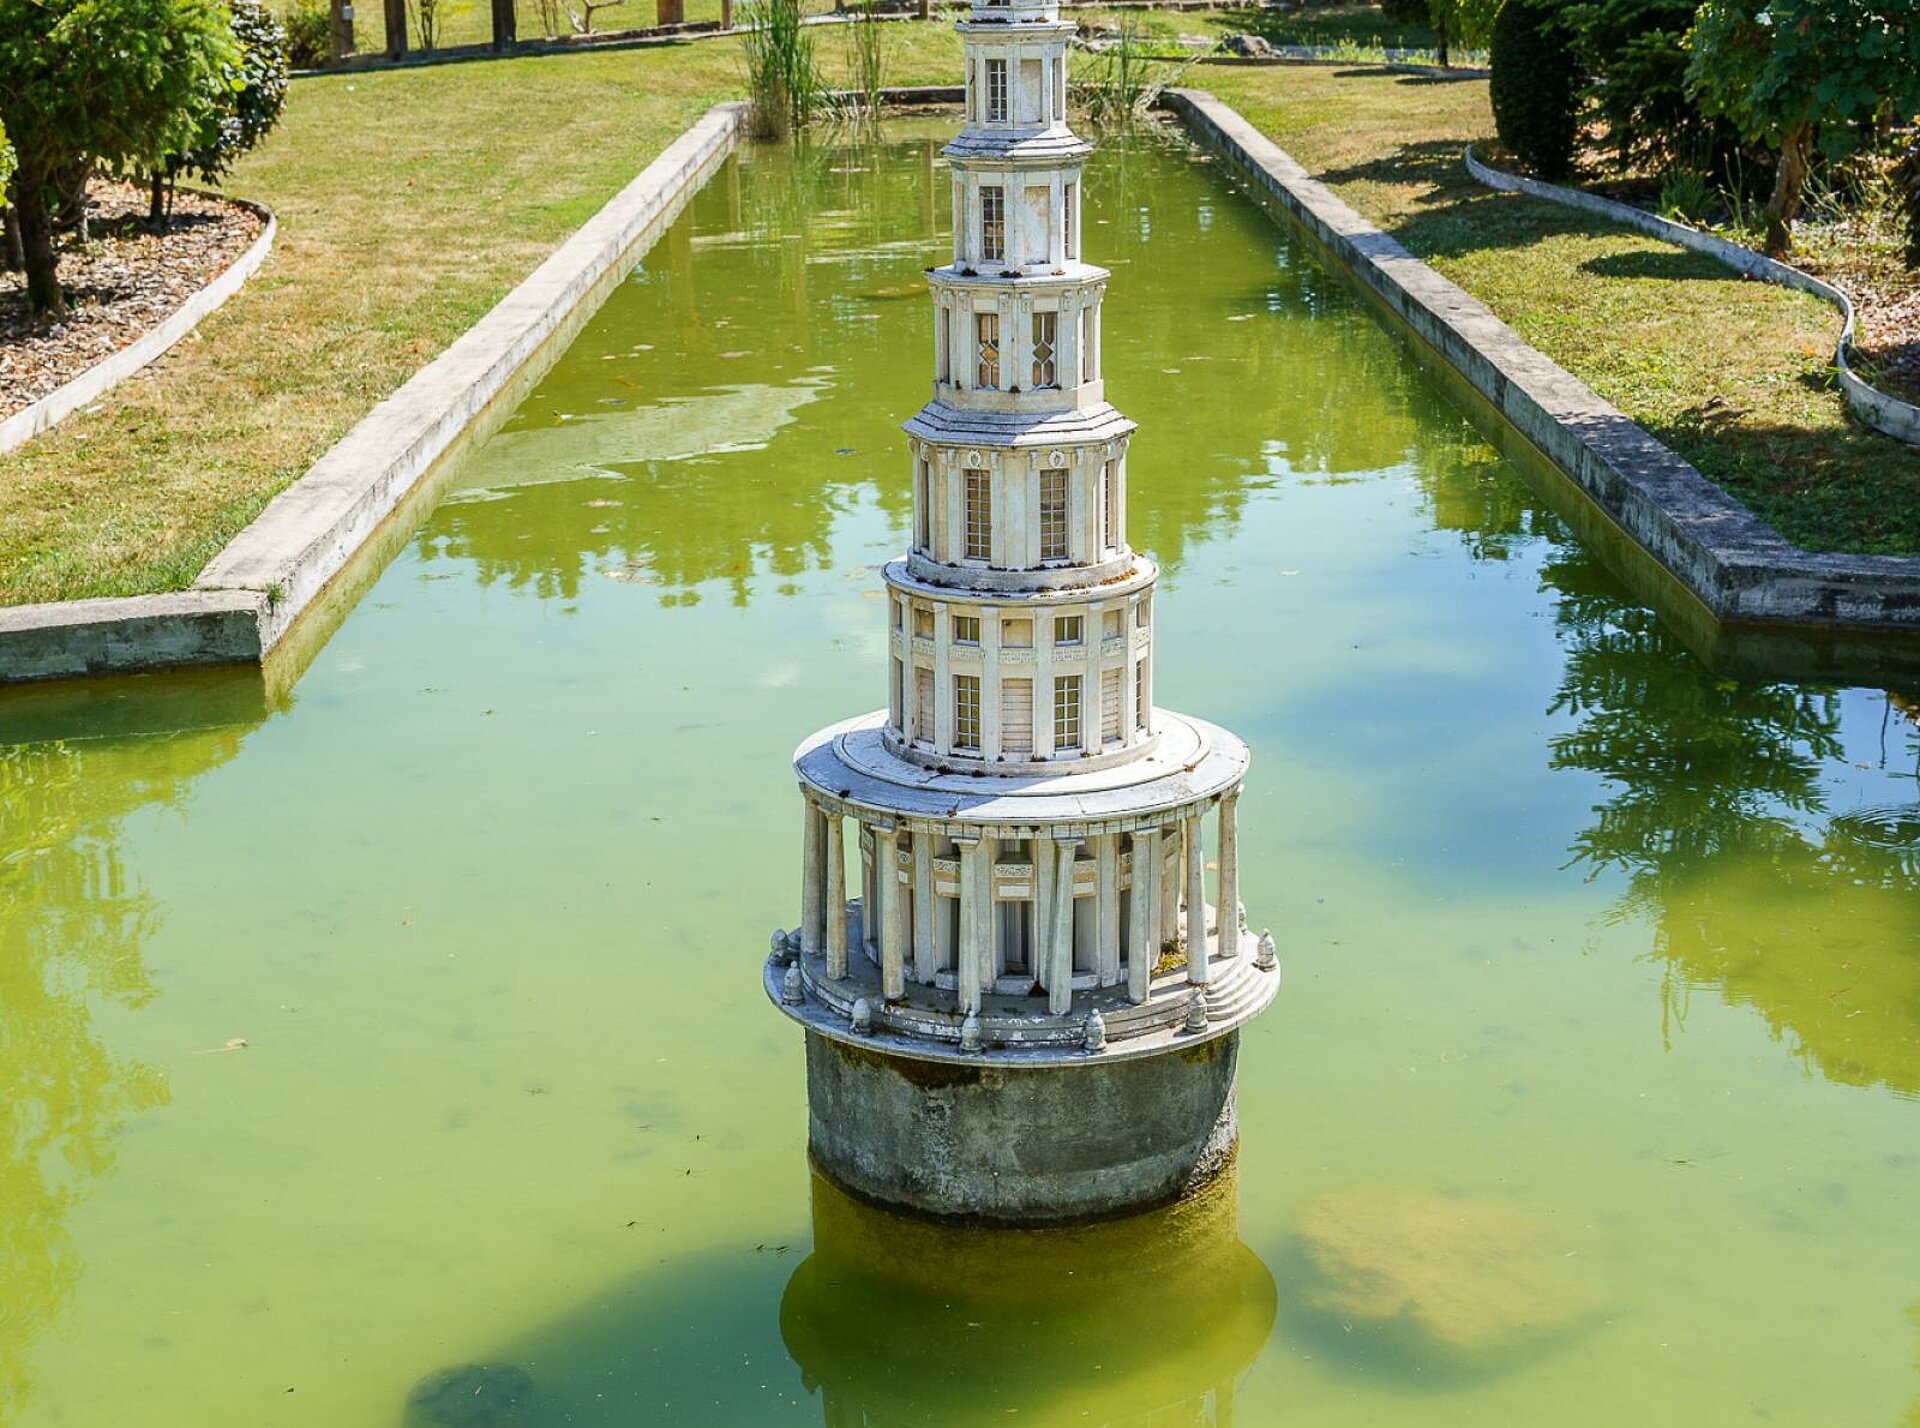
[765,0,1279,1224]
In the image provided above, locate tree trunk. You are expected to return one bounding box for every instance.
[1,204,24,273]
[11,168,66,317]
[917,0,929,19]
[1764,123,1811,257]
[149,174,169,233]
[1434,15,1449,68]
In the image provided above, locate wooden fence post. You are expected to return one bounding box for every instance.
[384,0,408,57]
[491,0,516,48]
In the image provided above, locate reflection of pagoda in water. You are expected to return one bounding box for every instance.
[764,0,1278,1224]
[781,1170,1276,1425]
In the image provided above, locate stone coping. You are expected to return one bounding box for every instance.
[1162,87,1920,631]
[0,194,277,458]
[0,101,747,686]
[1465,143,1920,449]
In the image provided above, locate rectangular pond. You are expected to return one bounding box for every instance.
[2,116,1917,1427]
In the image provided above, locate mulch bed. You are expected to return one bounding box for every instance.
[0,180,265,423]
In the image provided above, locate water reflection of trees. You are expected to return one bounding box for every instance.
[0,729,243,1419]
[1410,446,1920,1096]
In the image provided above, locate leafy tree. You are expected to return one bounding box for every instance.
[1490,0,1580,179]
[1380,0,1502,68]
[147,0,289,229]
[0,0,238,315]
[1563,0,1727,171]
[1686,0,1920,254]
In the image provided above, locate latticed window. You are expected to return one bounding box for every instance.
[914,606,934,639]
[1064,181,1076,258]
[975,312,1000,389]
[964,468,991,560]
[1135,660,1148,728]
[954,674,982,750]
[916,666,935,740]
[1040,468,1068,561]
[1031,311,1057,388]
[1103,459,1119,549]
[1102,667,1122,743]
[980,186,1005,263]
[1054,674,1082,752]
[1136,595,1150,628]
[1055,614,1082,645]
[952,614,980,644]
[985,60,1008,122]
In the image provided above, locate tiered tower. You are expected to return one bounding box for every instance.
[765,0,1279,1224]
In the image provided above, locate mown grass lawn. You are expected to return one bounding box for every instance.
[3,28,1914,609]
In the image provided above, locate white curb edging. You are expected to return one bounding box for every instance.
[0,101,748,685]
[1464,144,1920,448]
[0,196,278,457]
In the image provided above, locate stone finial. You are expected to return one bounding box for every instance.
[851,998,874,1035]
[770,929,793,965]
[960,1012,985,1053]
[1185,987,1210,1033]
[1082,1009,1107,1053]
[1255,929,1277,971]
[785,928,804,959]
[782,965,805,1005]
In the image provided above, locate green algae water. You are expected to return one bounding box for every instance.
[4,118,1919,1427]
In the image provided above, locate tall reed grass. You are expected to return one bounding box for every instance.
[743,0,825,138]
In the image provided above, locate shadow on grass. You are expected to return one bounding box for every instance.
[1645,406,1920,555]
[1580,248,1741,283]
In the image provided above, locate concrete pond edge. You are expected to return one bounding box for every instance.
[1161,88,1920,629]
[0,101,747,687]
[0,195,278,459]
[1464,143,1920,448]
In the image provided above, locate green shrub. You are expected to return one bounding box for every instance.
[0,0,239,313]
[1490,0,1579,181]
[146,0,289,225]
[1656,168,1715,224]
[280,0,332,66]
[1562,0,1719,172]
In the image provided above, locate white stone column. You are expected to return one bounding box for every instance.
[1095,834,1120,987]
[957,835,985,1014]
[1033,832,1055,997]
[912,830,936,983]
[1159,823,1180,944]
[1049,836,1077,1016]
[1216,793,1239,961]
[1127,826,1157,1004]
[826,811,848,980]
[876,825,904,1000]
[1184,812,1208,986]
[801,798,825,960]
[982,609,1003,760]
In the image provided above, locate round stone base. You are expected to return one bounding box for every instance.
[803,1028,1240,1224]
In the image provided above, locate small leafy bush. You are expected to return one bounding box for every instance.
[280,0,332,66]
[1489,0,1579,181]
[1656,169,1715,225]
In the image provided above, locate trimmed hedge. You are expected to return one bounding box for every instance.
[1490,0,1579,181]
